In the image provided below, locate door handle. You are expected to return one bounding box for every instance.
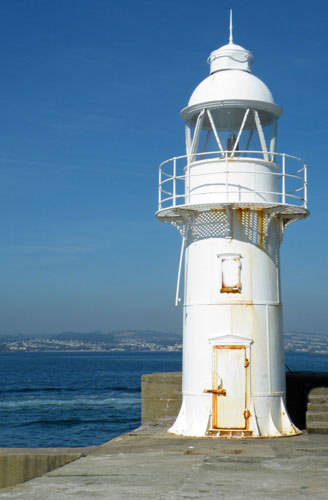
[204,387,227,396]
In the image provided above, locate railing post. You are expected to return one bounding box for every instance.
[173,157,176,207]
[304,164,308,209]
[252,162,255,203]
[282,154,286,204]
[188,154,191,204]
[175,236,185,306]
[158,166,162,210]
[225,151,228,202]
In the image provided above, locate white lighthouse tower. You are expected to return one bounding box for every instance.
[156,14,308,437]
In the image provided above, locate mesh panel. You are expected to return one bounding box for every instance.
[239,208,268,248]
[190,210,228,241]
[166,208,281,250]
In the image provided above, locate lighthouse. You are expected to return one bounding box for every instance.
[156,14,308,438]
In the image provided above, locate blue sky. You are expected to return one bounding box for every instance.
[0,0,326,336]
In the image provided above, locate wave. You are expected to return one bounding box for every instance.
[0,397,140,409]
[0,387,77,394]
[111,386,140,393]
[0,386,141,395]
[20,418,116,426]
[16,416,140,428]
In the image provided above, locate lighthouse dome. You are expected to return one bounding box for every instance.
[188,69,275,107]
[181,38,282,125]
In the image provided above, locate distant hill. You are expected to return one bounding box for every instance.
[50,329,181,345]
[111,330,182,345]
[0,333,30,341]
[51,331,116,343]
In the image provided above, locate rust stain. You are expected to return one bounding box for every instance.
[204,387,227,396]
[223,449,244,455]
[216,300,254,306]
[221,257,241,293]
[212,345,218,428]
[215,345,245,350]
[242,208,250,230]
[243,410,251,419]
[257,209,266,248]
[211,346,248,431]
[244,349,249,430]
[212,391,217,429]
[220,287,241,293]
[236,207,243,223]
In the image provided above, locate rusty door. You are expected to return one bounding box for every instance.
[212,346,247,429]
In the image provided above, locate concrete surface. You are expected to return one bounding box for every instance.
[1,428,328,499]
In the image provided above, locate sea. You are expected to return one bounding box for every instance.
[0,351,327,448]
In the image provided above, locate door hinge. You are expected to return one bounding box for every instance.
[243,409,251,419]
[244,358,250,368]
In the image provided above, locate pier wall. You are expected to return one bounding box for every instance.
[141,372,182,427]
[0,449,92,489]
[141,371,328,432]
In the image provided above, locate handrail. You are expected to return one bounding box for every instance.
[157,150,308,211]
[159,150,305,168]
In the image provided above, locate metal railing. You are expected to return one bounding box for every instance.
[157,150,308,211]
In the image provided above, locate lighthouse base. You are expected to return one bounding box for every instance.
[168,394,301,438]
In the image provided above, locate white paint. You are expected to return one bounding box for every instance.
[220,256,241,291]
[186,157,280,205]
[156,25,309,438]
[158,151,307,211]
[215,347,246,428]
[229,10,233,45]
[188,71,274,108]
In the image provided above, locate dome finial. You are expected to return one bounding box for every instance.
[229,9,233,44]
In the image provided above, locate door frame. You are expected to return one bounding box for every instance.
[208,335,253,430]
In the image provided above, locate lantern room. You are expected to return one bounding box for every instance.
[157,24,307,214]
[182,40,281,163]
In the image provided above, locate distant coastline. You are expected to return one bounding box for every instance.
[0,329,182,353]
[0,330,327,355]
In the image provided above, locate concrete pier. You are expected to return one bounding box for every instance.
[1,428,328,499]
[1,371,327,498]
